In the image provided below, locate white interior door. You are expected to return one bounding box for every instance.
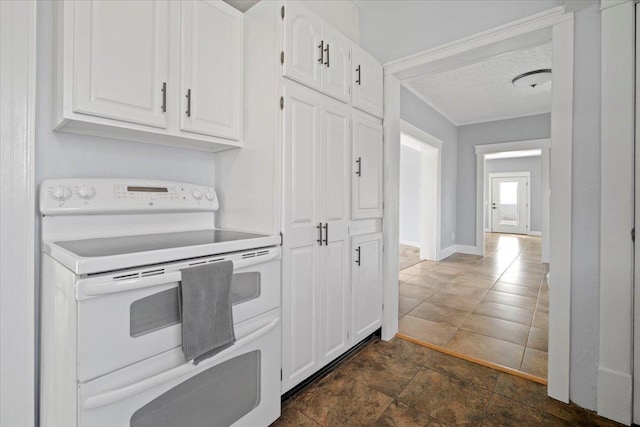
[491,176,528,234]
[180,0,242,140]
[73,0,170,128]
[319,97,350,364]
[282,82,323,391]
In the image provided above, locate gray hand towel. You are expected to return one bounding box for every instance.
[180,260,235,364]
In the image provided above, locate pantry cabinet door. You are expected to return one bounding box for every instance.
[318,98,351,364]
[351,233,383,343]
[320,25,351,103]
[352,111,383,219]
[180,0,243,140]
[282,1,323,92]
[352,45,384,119]
[73,0,170,128]
[281,81,324,392]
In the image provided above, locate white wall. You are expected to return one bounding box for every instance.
[400,86,457,250]
[399,143,421,246]
[486,156,542,233]
[571,4,601,411]
[457,114,551,246]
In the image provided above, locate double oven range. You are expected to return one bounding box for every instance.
[40,179,281,427]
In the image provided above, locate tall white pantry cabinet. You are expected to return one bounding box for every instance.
[214,0,385,394]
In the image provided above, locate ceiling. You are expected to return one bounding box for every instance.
[222,0,259,12]
[404,43,552,126]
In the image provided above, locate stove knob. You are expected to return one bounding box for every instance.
[77,185,96,200]
[51,185,72,201]
[204,189,216,201]
[191,189,203,200]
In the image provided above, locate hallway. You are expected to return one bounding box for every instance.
[398,234,548,379]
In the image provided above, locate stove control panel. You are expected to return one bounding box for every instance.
[40,179,219,216]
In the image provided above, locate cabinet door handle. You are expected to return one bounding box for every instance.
[356,65,361,85]
[161,82,167,112]
[185,89,192,117]
[323,223,328,245]
[355,157,362,177]
[324,43,330,67]
[355,246,361,266]
[318,41,324,64]
[317,223,323,246]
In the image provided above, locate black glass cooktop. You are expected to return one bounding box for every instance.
[55,229,270,257]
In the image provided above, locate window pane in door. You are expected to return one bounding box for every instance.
[130,350,261,427]
[499,181,519,226]
[130,272,262,337]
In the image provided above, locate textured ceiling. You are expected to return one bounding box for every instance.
[404,43,552,125]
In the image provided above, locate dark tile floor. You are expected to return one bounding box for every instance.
[271,337,623,427]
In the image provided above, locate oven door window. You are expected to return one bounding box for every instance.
[130,350,261,427]
[129,272,262,337]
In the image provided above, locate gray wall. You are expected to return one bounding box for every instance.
[456,114,551,246]
[360,0,562,63]
[485,156,542,232]
[399,144,421,245]
[569,5,601,411]
[400,86,458,250]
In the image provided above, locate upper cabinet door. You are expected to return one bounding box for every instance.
[320,25,351,104]
[180,0,243,140]
[283,1,323,92]
[352,111,383,219]
[352,45,384,119]
[73,0,170,128]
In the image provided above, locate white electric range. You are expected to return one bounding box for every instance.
[39,179,282,427]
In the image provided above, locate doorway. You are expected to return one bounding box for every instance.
[398,120,442,268]
[489,172,530,235]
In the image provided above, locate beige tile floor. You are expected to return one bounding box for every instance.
[398,233,549,379]
[399,244,421,270]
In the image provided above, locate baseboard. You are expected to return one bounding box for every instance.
[455,244,481,255]
[437,245,456,260]
[399,239,420,248]
[597,366,632,425]
[528,231,542,236]
[484,228,491,232]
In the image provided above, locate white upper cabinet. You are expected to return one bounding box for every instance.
[72,0,170,128]
[351,45,384,119]
[282,1,323,92]
[56,0,243,152]
[180,0,243,140]
[352,111,383,219]
[320,25,352,103]
[282,2,351,103]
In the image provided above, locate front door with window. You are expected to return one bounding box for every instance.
[491,176,528,234]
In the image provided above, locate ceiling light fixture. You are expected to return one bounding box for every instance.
[512,68,552,89]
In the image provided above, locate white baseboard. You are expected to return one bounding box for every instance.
[437,244,482,260]
[484,228,491,232]
[399,239,420,248]
[528,231,542,236]
[455,244,481,255]
[437,245,456,261]
[597,366,632,425]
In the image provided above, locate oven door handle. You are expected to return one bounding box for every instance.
[79,271,183,299]
[78,252,279,299]
[232,252,279,270]
[82,316,279,410]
